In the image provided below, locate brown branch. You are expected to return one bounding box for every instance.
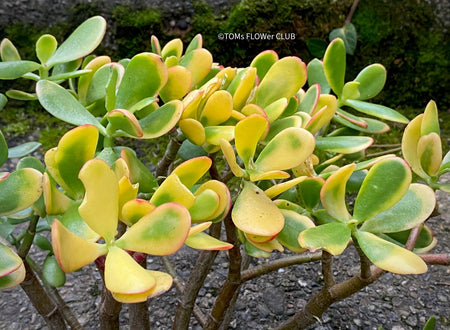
[405,225,423,251]
[345,0,360,24]
[420,253,450,265]
[155,129,184,182]
[241,252,322,282]
[204,214,242,330]
[354,243,372,280]
[129,257,149,330]
[173,222,222,329]
[321,251,335,288]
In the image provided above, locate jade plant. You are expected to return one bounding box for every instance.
[0,16,448,329]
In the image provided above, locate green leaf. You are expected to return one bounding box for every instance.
[42,255,66,287]
[354,157,411,222]
[305,38,328,58]
[423,316,436,330]
[46,16,106,67]
[179,48,213,87]
[5,90,37,101]
[178,140,208,160]
[384,225,436,253]
[329,23,357,55]
[315,136,373,154]
[138,100,183,139]
[120,148,158,194]
[344,99,409,124]
[250,50,278,81]
[353,230,427,274]
[7,142,41,158]
[17,157,45,173]
[298,84,320,115]
[254,57,307,108]
[298,222,351,255]
[334,114,390,134]
[360,184,435,233]
[115,53,168,110]
[0,168,43,216]
[34,234,53,251]
[36,80,106,135]
[354,64,386,100]
[277,209,315,252]
[36,34,58,65]
[297,177,324,210]
[0,93,6,110]
[0,130,7,167]
[0,38,21,61]
[0,60,41,80]
[307,59,330,94]
[323,38,346,96]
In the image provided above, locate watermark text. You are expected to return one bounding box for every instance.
[217,32,296,41]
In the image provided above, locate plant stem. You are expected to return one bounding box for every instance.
[420,253,450,265]
[241,252,322,282]
[321,251,335,288]
[21,259,67,329]
[354,243,372,280]
[366,147,402,158]
[345,0,360,24]
[17,214,39,259]
[155,129,184,182]
[204,214,242,330]
[173,222,221,329]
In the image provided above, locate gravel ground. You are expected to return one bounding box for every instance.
[0,174,448,329]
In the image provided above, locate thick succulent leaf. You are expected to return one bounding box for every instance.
[0,38,21,61]
[115,53,168,110]
[47,16,106,67]
[107,109,143,138]
[151,35,161,55]
[265,116,302,142]
[43,173,71,215]
[51,219,107,273]
[264,176,307,199]
[241,103,266,118]
[334,114,390,134]
[161,38,183,61]
[436,183,450,193]
[277,210,315,252]
[297,177,325,210]
[329,23,357,55]
[0,130,7,167]
[52,125,98,198]
[360,184,435,233]
[78,159,119,243]
[417,133,442,177]
[7,142,41,159]
[245,236,283,253]
[232,181,284,236]
[0,60,41,79]
[200,90,233,126]
[36,80,106,134]
[298,84,320,114]
[255,127,315,173]
[179,48,213,87]
[179,119,205,145]
[116,203,191,255]
[264,98,288,123]
[139,100,183,139]
[345,100,409,124]
[320,163,354,221]
[118,177,139,218]
[5,90,37,101]
[0,243,22,277]
[185,232,233,250]
[105,245,156,295]
[354,64,386,100]
[204,126,234,146]
[335,108,367,128]
[305,96,337,134]
[307,59,330,94]
[42,255,66,287]
[421,100,440,136]
[189,222,211,236]
[219,139,245,178]
[249,170,290,182]
[354,157,411,223]
[235,115,268,167]
[120,148,158,194]
[185,34,203,54]
[401,114,427,178]
[385,225,436,253]
[194,180,231,222]
[230,67,257,111]
[189,189,219,222]
[0,261,25,290]
[353,230,427,274]
[78,56,112,102]
[323,38,346,97]
[150,174,195,209]
[0,93,6,110]
[243,238,271,258]
[254,57,307,108]
[0,168,43,216]
[159,65,192,102]
[250,50,278,81]
[315,136,373,154]
[438,151,450,175]
[171,156,211,188]
[342,81,360,101]
[298,222,351,255]
[181,90,204,120]
[36,34,58,65]
[59,201,100,242]
[121,199,155,227]
[85,64,113,103]
[112,270,172,303]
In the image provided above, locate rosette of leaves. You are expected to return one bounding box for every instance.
[299,157,436,274]
[307,38,409,135]
[402,100,449,192]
